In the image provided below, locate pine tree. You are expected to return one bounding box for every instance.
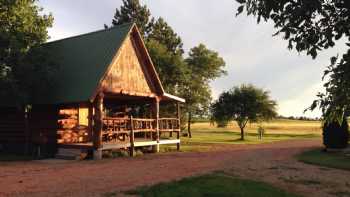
[110,0,151,36]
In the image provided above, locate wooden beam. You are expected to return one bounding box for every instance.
[176,102,181,151]
[155,97,160,152]
[93,92,104,160]
[24,107,30,155]
[129,115,135,157]
[87,104,93,142]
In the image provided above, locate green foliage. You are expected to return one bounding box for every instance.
[126,173,299,197]
[0,0,53,105]
[322,118,349,149]
[310,51,350,123]
[147,17,184,55]
[109,0,151,36]
[211,84,277,140]
[146,39,187,94]
[235,0,350,124]
[183,44,226,136]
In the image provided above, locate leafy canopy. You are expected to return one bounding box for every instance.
[211,84,277,140]
[0,0,54,105]
[184,44,227,113]
[235,0,350,121]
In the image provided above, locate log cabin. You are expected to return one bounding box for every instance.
[0,23,185,160]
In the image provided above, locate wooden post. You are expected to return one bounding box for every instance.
[93,92,104,160]
[155,97,160,152]
[176,102,181,151]
[129,115,135,157]
[87,103,93,142]
[24,106,30,155]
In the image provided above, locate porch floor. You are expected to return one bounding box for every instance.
[58,139,180,150]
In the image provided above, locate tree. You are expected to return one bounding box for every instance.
[184,44,227,137]
[323,118,349,149]
[146,39,187,94]
[0,0,54,105]
[147,17,184,55]
[109,0,151,36]
[211,84,277,140]
[235,0,350,122]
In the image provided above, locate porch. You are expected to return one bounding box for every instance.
[57,93,183,159]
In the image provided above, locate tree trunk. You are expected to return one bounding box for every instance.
[240,127,245,140]
[187,111,192,138]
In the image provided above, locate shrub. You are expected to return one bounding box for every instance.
[323,118,349,149]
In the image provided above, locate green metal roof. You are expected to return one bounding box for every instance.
[36,23,134,105]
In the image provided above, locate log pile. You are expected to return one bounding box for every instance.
[57,109,88,143]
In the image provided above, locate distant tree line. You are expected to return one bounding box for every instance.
[276,115,321,121]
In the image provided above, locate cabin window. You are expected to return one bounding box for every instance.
[78,108,88,126]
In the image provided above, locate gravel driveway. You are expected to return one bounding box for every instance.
[0,139,349,197]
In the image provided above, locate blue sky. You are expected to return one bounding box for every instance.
[38,0,348,118]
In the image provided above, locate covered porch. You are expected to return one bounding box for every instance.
[57,92,184,159]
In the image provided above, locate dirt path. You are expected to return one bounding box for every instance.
[0,139,349,197]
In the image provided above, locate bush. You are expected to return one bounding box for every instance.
[323,118,349,149]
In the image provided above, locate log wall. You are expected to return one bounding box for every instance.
[57,108,89,144]
[29,105,59,157]
[0,108,27,153]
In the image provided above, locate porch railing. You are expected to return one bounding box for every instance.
[158,118,180,132]
[101,117,180,143]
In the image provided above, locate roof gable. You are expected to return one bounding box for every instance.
[21,23,186,106]
[100,34,155,97]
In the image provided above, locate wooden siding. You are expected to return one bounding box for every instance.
[29,105,59,157]
[102,35,154,96]
[0,108,27,153]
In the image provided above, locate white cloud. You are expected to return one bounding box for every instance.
[278,82,324,118]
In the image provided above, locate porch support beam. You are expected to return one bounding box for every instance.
[87,103,93,142]
[155,97,160,152]
[176,102,181,151]
[93,92,104,160]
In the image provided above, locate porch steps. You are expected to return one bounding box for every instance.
[55,148,88,160]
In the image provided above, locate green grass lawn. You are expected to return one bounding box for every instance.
[161,120,321,152]
[123,173,300,197]
[297,149,350,171]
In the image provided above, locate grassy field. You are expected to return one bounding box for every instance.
[297,149,350,171]
[123,173,299,197]
[162,119,322,152]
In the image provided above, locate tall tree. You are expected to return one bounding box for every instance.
[184,44,226,137]
[109,1,186,95]
[0,0,54,105]
[235,0,350,122]
[211,84,277,140]
[110,0,151,36]
[147,17,184,55]
[146,39,187,94]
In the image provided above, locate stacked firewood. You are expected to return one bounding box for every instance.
[57,109,88,143]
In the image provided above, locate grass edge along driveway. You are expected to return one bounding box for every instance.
[112,173,300,197]
[297,148,350,171]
